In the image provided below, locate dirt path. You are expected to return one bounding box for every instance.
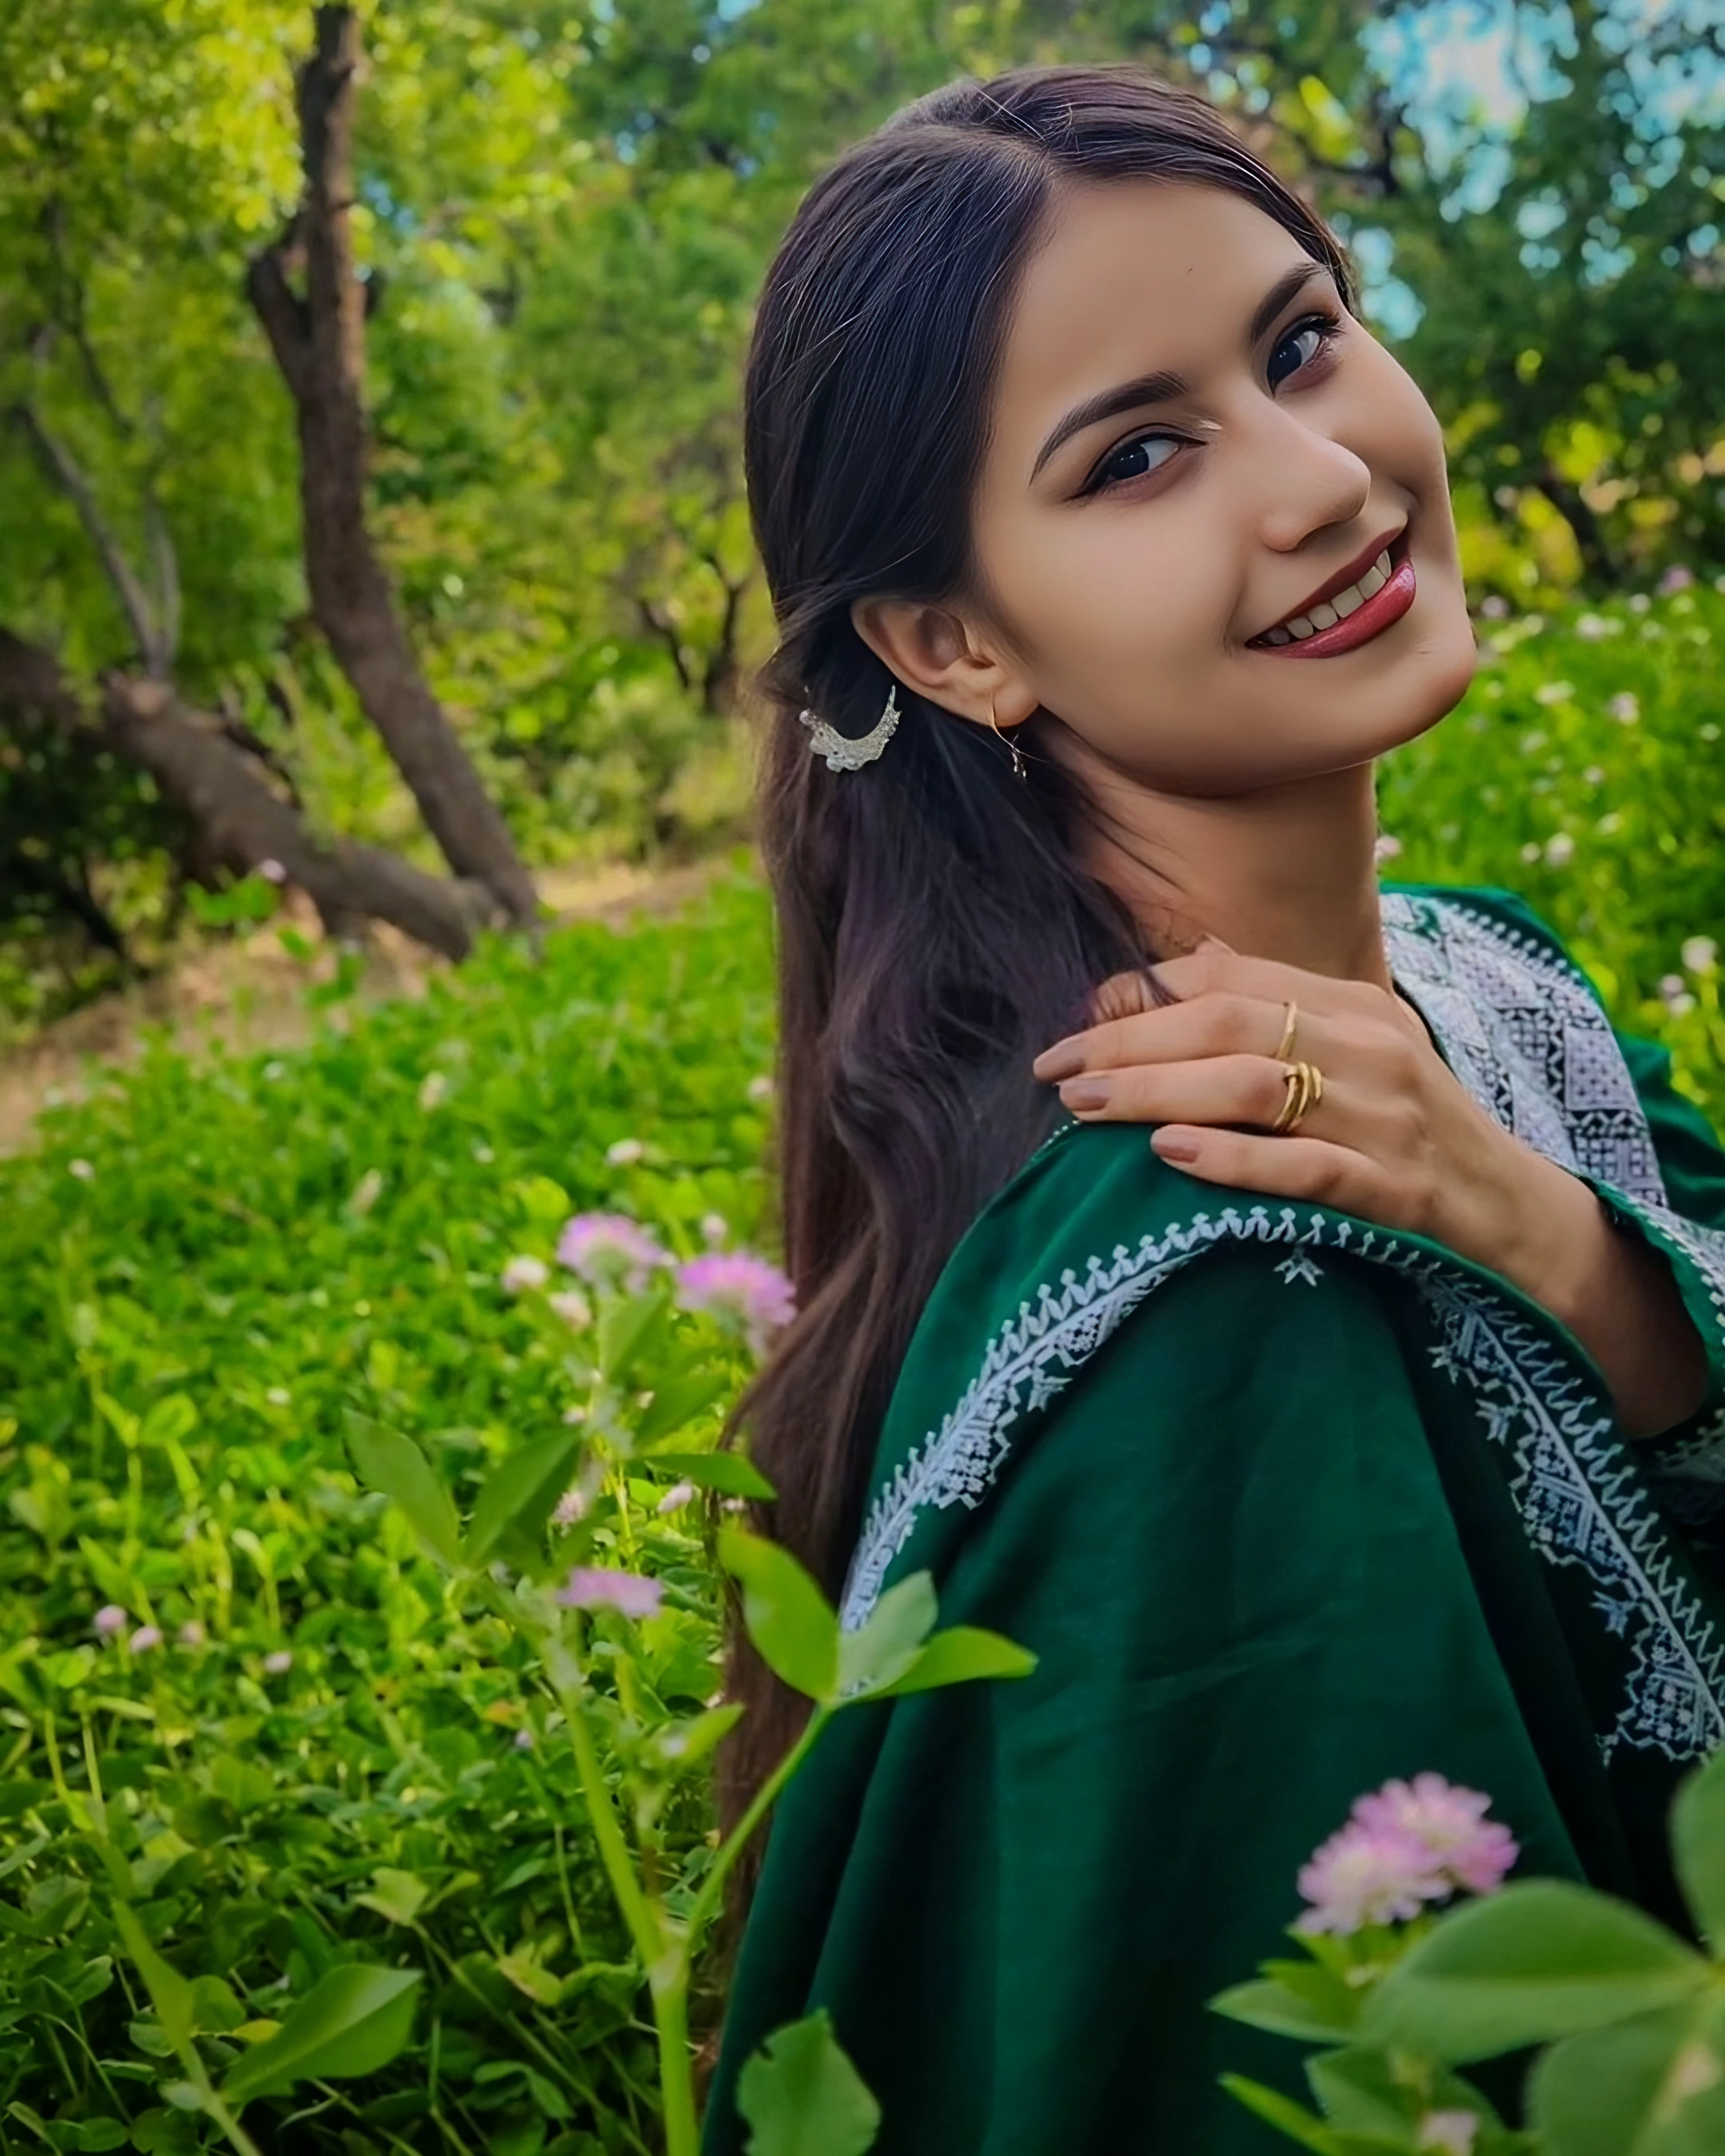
[0,857,729,1153]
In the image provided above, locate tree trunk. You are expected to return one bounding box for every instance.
[246,5,537,928]
[0,630,491,960]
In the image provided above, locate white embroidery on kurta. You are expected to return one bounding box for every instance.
[842,893,1725,1761]
[1416,1273,1725,1759]
[1385,891,1725,1491]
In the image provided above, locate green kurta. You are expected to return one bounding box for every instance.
[703,883,1725,2155]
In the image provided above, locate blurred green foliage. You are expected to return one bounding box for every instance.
[0,864,775,2151]
[0,0,1718,1024]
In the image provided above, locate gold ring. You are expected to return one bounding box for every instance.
[1272,999,1299,1063]
[1270,1059,1324,1136]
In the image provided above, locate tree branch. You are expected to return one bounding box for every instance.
[0,628,496,959]
[11,403,169,675]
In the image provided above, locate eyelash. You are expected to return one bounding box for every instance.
[1082,309,1346,497]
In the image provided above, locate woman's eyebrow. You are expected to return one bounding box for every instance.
[1028,259,1329,482]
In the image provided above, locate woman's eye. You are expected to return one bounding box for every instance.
[1092,433,1181,492]
[1268,316,1337,389]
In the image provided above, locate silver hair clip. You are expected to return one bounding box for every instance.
[798,682,900,772]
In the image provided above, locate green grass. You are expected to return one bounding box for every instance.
[1,577,1723,2151]
[0,862,775,2155]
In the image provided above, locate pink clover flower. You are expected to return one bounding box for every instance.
[557,1567,664,1620]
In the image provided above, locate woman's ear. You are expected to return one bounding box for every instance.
[850,596,1038,731]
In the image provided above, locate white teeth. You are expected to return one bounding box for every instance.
[1257,545,1400,645]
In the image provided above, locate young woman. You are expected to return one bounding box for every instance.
[703,64,1725,2153]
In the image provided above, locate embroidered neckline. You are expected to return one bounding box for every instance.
[841,889,1725,1767]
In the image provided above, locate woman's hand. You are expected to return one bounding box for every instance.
[1030,938,1709,1438]
[1032,936,1544,1275]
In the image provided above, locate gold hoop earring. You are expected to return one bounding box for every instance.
[989,699,1027,783]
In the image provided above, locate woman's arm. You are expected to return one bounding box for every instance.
[1033,940,1714,1442]
[1489,1144,1708,1440]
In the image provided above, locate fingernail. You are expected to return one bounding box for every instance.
[1034,1041,1086,1082]
[1151,1128,1199,1163]
[1198,934,1235,953]
[1059,1077,1112,1112]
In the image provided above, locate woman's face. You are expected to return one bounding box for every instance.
[968,181,1476,792]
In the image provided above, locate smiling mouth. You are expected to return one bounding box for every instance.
[1247,531,1417,658]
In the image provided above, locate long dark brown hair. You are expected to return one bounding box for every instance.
[720,65,1354,1846]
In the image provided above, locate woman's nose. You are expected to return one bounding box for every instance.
[1252,407,1373,555]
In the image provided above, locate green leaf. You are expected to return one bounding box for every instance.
[112,1903,195,2050]
[465,1429,583,1567]
[188,1974,245,2033]
[514,1176,571,1224]
[597,1293,667,1387]
[1364,1882,1708,2063]
[717,1526,839,1702]
[634,1369,736,1448]
[1218,2075,1350,2153]
[1671,1744,1725,1952]
[870,1626,1037,1699]
[345,1414,463,1570]
[658,1702,745,1772]
[835,1573,937,1698]
[648,1449,776,1501]
[139,1394,198,1448]
[737,2010,881,2156]
[218,1965,422,2102]
[353,1869,432,1926]
[1530,1993,1725,2156]
[1305,2047,1499,2140]
[496,1948,567,2007]
[1211,1975,1361,2043]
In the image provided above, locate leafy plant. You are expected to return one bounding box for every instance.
[1214,1747,1725,2155]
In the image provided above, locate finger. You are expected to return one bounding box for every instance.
[1149,1124,1383,1213]
[1144,943,1388,1018]
[1086,968,1171,1026]
[1057,1053,1336,1135]
[1036,991,1335,1082]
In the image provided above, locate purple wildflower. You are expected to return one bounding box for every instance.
[1351,1773,1519,1897]
[674,1251,796,1354]
[129,1626,163,1653]
[501,1254,549,1294]
[94,1605,127,1639]
[556,1212,672,1291]
[1658,564,1695,596]
[1296,1821,1444,1934]
[177,1620,206,1648]
[556,1567,664,1620]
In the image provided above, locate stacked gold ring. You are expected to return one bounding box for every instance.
[1270,1060,1324,1136]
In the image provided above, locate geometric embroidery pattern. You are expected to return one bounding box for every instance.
[841,893,1725,1765]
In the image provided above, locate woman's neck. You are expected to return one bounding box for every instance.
[1060,747,1394,991]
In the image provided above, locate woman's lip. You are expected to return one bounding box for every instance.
[1250,540,1417,659]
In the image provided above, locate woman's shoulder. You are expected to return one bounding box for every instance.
[842,1115,1480,1628]
[1381,876,1590,985]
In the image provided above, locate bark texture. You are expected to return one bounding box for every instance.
[246,5,537,925]
[0,630,491,959]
